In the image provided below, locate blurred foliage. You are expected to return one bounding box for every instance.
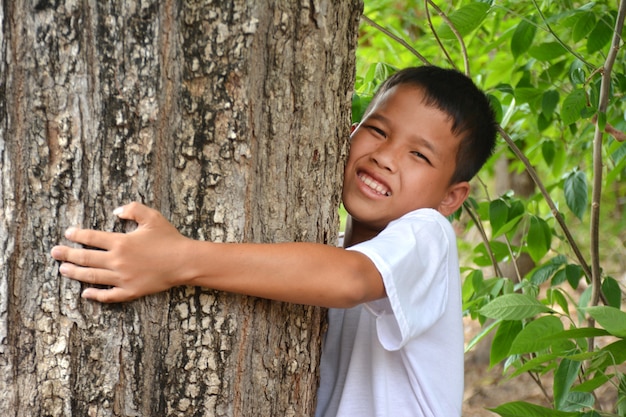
[355,0,626,415]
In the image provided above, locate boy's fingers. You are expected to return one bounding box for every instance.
[57,263,117,287]
[51,245,109,269]
[114,202,158,225]
[64,227,118,251]
[82,287,132,304]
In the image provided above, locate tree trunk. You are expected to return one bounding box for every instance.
[0,1,362,416]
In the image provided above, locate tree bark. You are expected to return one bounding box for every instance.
[0,1,362,416]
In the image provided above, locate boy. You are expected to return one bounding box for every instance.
[51,66,497,416]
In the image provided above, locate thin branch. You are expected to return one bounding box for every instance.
[499,127,592,281]
[530,0,594,69]
[523,360,553,403]
[502,233,523,283]
[360,15,430,66]
[590,0,626,307]
[423,0,457,71]
[425,0,470,76]
[463,200,503,278]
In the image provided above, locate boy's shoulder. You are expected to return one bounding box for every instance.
[388,207,450,227]
[354,208,455,249]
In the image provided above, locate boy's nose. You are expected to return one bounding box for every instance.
[371,142,398,172]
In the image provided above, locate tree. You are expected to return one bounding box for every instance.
[0,1,362,415]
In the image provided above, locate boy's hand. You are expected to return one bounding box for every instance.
[50,202,190,303]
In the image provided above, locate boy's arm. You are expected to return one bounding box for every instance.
[50,202,386,307]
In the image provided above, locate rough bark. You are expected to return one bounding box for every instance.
[0,1,362,416]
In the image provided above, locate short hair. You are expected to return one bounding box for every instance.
[365,66,497,184]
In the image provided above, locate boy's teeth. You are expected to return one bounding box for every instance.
[359,174,390,196]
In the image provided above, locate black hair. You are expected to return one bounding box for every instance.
[366,66,497,184]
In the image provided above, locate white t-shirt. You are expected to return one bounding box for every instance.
[315,208,464,417]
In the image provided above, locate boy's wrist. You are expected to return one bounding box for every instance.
[171,238,211,289]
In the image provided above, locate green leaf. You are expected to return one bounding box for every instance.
[550,139,567,177]
[374,62,396,84]
[480,294,553,321]
[561,391,594,412]
[511,17,537,58]
[617,374,626,416]
[611,141,626,166]
[545,327,610,342]
[473,240,510,267]
[606,149,626,186]
[488,197,526,238]
[488,94,503,124]
[564,170,588,220]
[462,268,481,304]
[551,269,567,286]
[490,320,523,366]
[537,113,552,132]
[351,93,370,123]
[572,372,612,393]
[548,288,569,313]
[569,60,587,85]
[565,264,584,289]
[542,90,560,118]
[526,215,552,263]
[572,11,596,42]
[489,401,579,417]
[529,42,567,61]
[509,315,563,355]
[542,140,556,165]
[589,339,626,372]
[601,277,621,309]
[509,352,561,378]
[554,358,581,410]
[586,306,626,337]
[529,256,566,285]
[465,319,500,352]
[489,199,509,237]
[514,87,543,105]
[561,88,587,125]
[436,2,491,40]
[587,17,614,54]
[578,286,593,323]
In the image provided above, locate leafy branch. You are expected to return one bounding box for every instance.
[357,0,626,414]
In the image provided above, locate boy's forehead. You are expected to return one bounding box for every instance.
[367,85,453,129]
[363,84,462,153]
[368,85,426,114]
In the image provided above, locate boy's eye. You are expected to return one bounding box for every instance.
[367,125,386,138]
[412,151,431,164]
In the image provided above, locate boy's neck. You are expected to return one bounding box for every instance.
[342,216,381,248]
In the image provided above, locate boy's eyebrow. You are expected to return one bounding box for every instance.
[367,113,440,158]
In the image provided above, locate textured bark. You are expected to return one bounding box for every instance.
[0,1,362,416]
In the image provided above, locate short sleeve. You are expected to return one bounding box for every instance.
[347,209,453,351]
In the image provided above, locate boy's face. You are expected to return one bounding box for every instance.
[342,85,469,232]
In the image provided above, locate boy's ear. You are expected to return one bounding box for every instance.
[437,181,470,217]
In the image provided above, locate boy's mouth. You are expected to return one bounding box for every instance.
[358,172,391,196]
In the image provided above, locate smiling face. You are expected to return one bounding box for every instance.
[342,85,470,238]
